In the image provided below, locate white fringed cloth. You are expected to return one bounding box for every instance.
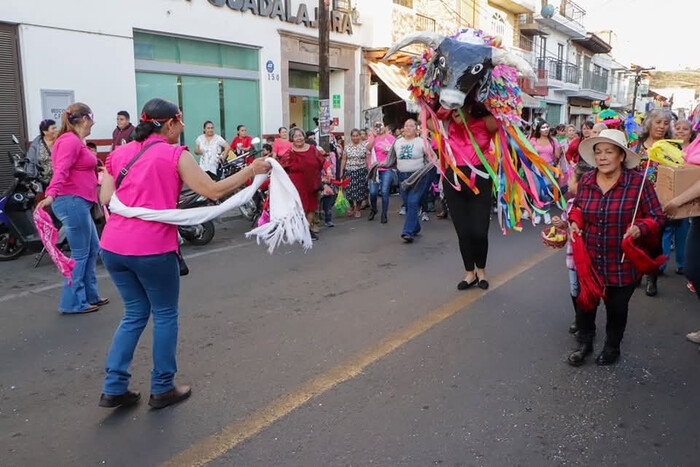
[108,158,312,254]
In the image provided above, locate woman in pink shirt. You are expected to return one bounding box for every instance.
[96,98,271,410]
[430,103,497,291]
[528,119,562,225]
[272,126,293,158]
[37,103,107,314]
[366,122,396,223]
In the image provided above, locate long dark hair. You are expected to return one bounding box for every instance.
[134,98,181,142]
[530,118,557,151]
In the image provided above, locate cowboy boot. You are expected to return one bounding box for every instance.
[567,332,594,367]
[645,274,658,297]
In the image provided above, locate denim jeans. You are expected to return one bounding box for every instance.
[321,194,335,223]
[398,170,431,237]
[51,195,100,312]
[101,250,180,395]
[661,219,690,270]
[369,169,394,216]
[568,269,580,298]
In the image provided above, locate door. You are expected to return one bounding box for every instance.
[546,104,562,126]
[0,23,26,194]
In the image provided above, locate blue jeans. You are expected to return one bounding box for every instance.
[321,194,335,223]
[568,269,580,298]
[101,250,180,395]
[398,170,431,237]
[369,170,394,217]
[661,219,690,270]
[51,195,100,312]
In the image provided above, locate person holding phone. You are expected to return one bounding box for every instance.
[366,121,395,223]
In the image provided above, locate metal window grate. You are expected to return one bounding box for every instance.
[416,13,436,32]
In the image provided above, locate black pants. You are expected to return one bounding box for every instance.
[686,218,700,299]
[443,166,492,271]
[575,284,636,348]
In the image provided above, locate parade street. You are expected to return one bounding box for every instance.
[1,211,698,467]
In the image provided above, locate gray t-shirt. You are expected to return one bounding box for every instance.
[394,137,426,173]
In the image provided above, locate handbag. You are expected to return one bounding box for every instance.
[115,141,189,276]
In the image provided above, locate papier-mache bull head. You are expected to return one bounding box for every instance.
[384,31,536,110]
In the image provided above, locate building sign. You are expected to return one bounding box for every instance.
[205,0,353,35]
[319,99,331,136]
[332,94,341,109]
[41,89,75,121]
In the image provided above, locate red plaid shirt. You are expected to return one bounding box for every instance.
[573,169,663,287]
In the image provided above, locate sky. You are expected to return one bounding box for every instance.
[582,0,694,71]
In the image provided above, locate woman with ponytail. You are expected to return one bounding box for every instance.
[96,98,271,410]
[37,103,107,314]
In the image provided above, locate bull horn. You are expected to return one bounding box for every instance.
[492,49,536,79]
[383,32,446,60]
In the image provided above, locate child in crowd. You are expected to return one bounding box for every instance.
[551,162,594,335]
[261,144,273,158]
[321,153,337,228]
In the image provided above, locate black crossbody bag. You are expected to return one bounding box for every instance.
[115,141,189,276]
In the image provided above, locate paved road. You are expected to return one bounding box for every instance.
[0,207,698,466]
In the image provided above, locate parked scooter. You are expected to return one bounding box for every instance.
[176,188,216,246]
[218,138,266,226]
[0,135,43,260]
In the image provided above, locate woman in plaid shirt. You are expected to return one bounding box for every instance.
[567,130,664,367]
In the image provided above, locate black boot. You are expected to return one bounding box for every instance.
[567,333,594,367]
[368,209,377,221]
[595,343,621,366]
[569,296,579,334]
[645,274,658,297]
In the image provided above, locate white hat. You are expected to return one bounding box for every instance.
[578,129,641,169]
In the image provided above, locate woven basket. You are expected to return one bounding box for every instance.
[541,227,568,249]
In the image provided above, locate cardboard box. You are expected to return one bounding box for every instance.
[656,164,700,219]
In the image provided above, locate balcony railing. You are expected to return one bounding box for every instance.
[536,57,579,84]
[416,13,436,32]
[516,34,533,52]
[581,70,608,93]
[559,0,586,30]
[393,0,413,8]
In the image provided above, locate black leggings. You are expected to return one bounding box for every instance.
[443,166,492,271]
[576,284,636,348]
[686,218,700,299]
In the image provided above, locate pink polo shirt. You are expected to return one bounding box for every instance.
[46,132,98,202]
[272,138,292,156]
[100,135,185,256]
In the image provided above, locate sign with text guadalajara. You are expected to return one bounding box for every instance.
[205,0,354,35]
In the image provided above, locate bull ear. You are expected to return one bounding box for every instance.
[492,49,536,79]
[383,32,446,60]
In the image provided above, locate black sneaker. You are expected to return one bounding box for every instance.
[99,390,141,408]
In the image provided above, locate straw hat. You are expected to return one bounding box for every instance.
[578,129,640,169]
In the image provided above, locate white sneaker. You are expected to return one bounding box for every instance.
[534,215,542,225]
[421,213,429,222]
[544,212,551,225]
[522,210,530,220]
[686,331,700,344]
[399,207,406,216]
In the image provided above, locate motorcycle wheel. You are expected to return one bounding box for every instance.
[186,221,215,246]
[0,227,26,261]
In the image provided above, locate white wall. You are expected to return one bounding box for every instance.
[3,0,376,138]
[329,70,345,130]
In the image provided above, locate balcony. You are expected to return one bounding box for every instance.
[488,0,536,15]
[519,73,548,97]
[518,13,548,36]
[537,57,580,87]
[515,34,534,52]
[569,70,609,100]
[416,13,436,32]
[533,0,586,39]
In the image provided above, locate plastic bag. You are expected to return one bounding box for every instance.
[334,188,350,216]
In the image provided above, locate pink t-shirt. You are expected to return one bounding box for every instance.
[46,132,98,202]
[100,135,185,256]
[529,137,560,164]
[447,118,493,166]
[373,134,395,170]
[272,138,292,156]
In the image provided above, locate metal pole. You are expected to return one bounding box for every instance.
[318,0,330,153]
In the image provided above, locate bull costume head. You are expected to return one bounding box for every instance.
[384,31,536,110]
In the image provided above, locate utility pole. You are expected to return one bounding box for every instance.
[318,0,331,153]
[631,65,655,114]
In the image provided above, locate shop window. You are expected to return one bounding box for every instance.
[223,79,261,144]
[134,32,258,71]
[289,70,319,90]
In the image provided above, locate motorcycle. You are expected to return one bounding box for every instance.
[176,188,216,246]
[0,135,43,261]
[218,139,266,226]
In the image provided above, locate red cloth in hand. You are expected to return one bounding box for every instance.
[568,208,605,310]
[621,218,667,275]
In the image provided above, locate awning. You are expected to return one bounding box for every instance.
[569,105,593,116]
[367,60,411,102]
[521,92,542,108]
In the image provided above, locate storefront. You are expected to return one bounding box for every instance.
[0,22,26,193]
[2,0,371,157]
